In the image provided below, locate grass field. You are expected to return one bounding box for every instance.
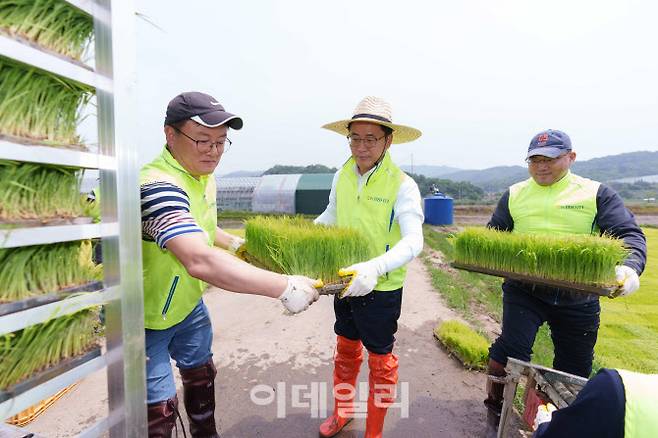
[595,227,658,373]
[423,226,658,374]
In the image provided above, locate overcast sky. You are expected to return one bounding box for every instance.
[133,0,658,174]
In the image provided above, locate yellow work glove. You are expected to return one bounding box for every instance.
[612,265,640,298]
[339,260,384,297]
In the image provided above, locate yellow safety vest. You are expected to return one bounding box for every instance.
[336,152,406,291]
[140,147,217,329]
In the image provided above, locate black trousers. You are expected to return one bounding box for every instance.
[334,288,403,355]
[489,280,601,378]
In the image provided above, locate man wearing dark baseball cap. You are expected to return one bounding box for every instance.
[164,91,244,130]
[139,92,320,437]
[481,129,647,437]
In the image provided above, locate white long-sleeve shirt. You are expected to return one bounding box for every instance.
[314,164,424,274]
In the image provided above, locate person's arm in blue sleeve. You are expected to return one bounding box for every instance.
[487,189,513,231]
[595,184,647,275]
[533,369,625,438]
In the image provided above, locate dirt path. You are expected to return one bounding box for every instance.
[27,258,489,437]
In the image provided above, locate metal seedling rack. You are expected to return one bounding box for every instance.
[0,1,146,436]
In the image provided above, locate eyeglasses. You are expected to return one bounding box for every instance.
[347,134,387,149]
[174,127,232,153]
[526,154,567,165]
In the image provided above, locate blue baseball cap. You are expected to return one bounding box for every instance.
[527,129,572,159]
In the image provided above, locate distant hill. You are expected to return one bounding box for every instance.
[220,150,658,192]
[442,151,658,192]
[400,164,462,178]
[571,151,658,182]
[220,170,264,177]
[441,165,527,192]
[263,164,337,175]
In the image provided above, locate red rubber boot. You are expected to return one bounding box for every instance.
[319,335,364,437]
[364,352,399,438]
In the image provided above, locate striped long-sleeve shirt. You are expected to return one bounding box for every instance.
[140,181,204,249]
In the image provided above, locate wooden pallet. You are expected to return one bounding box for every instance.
[5,383,78,427]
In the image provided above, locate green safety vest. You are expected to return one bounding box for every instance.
[616,369,658,438]
[140,147,217,330]
[508,172,600,236]
[336,152,406,291]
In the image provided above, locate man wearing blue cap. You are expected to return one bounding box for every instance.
[482,129,647,437]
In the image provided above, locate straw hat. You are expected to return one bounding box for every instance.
[322,96,422,144]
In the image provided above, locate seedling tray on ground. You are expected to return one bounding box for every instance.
[432,329,486,371]
[0,347,101,403]
[0,281,103,317]
[450,262,615,297]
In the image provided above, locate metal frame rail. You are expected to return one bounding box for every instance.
[497,358,588,438]
[0,0,146,436]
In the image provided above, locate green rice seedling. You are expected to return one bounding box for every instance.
[244,216,371,283]
[0,160,89,221]
[0,240,102,302]
[0,0,93,61]
[434,320,489,369]
[453,227,629,286]
[0,307,101,389]
[0,57,93,145]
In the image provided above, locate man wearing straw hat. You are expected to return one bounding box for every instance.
[482,129,647,437]
[140,91,320,437]
[315,96,424,437]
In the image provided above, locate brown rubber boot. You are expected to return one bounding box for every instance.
[364,352,399,438]
[483,359,506,438]
[147,395,178,438]
[319,336,364,437]
[180,359,220,438]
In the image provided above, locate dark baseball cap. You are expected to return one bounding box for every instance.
[164,91,243,130]
[527,129,572,159]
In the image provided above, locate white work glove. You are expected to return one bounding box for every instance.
[533,403,557,430]
[339,260,384,297]
[613,265,640,298]
[279,275,320,314]
[228,236,245,253]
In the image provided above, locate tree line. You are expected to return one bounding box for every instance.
[262,164,485,201]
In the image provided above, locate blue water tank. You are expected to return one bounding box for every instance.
[424,193,453,225]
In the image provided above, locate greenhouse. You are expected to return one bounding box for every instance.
[217,173,334,214]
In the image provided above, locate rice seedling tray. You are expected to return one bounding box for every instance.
[0,29,92,69]
[237,247,351,295]
[0,216,94,228]
[0,132,88,151]
[432,321,489,370]
[0,281,103,317]
[450,262,616,297]
[0,347,100,403]
[243,216,370,284]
